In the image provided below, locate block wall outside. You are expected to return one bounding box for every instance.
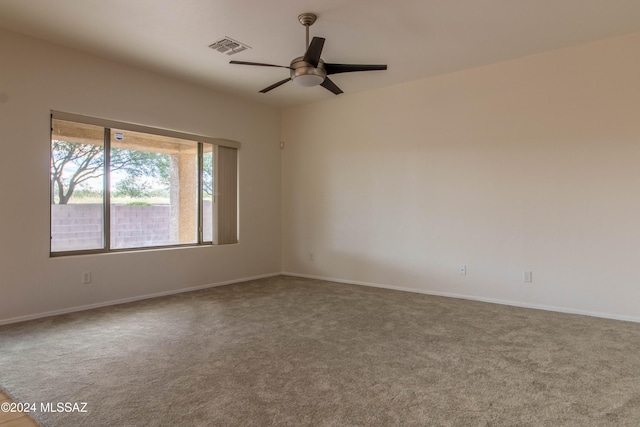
[50,202,212,252]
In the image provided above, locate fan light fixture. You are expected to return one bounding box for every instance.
[292,74,324,87]
[290,57,327,87]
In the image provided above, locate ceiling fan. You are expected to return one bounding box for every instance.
[230,13,387,95]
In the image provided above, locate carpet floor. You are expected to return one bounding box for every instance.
[1,275,640,426]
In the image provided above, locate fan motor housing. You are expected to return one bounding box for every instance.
[290,57,326,86]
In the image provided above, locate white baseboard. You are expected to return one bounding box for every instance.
[5,271,638,326]
[0,272,281,326]
[282,271,640,324]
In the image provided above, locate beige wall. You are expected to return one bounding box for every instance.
[0,29,281,323]
[282,32,640,321]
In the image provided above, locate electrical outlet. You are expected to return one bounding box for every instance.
[523,271,532,283]
[459,265,467,276]
[82,271,92,285]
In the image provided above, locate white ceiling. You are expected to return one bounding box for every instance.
[1,0,640,108]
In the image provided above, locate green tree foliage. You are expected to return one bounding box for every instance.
[50,140,169,204]
[113,175,152,198]
[51,141,103,205]
[203,152,213,197]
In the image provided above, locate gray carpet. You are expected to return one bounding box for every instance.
[1,275,640,426]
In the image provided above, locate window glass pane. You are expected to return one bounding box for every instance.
[202,144,214,242]
[50,119,105,252]
[109,129,198,249]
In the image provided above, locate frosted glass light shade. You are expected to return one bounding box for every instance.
[293,74,324,87]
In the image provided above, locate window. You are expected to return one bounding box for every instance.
[50,112,238,255]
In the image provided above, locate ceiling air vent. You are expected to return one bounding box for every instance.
[208,37,250,55]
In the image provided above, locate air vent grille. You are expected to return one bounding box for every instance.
[208,37,251,55]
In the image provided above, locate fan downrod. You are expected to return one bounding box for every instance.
[298,13,317,50]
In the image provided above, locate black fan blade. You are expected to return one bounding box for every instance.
[302,37,325,68]
[320,77,343,95]
[325,63,387,75]
[259,78,291,93]
[230,60,292,70]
